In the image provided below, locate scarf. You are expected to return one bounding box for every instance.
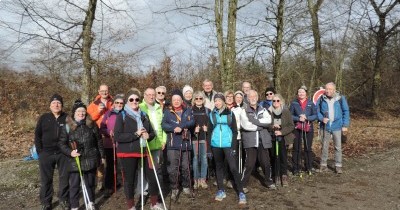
[124,104,143,130]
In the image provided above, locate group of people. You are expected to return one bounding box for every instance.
[34,80,350,210]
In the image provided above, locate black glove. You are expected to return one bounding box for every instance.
[230,150,237,157]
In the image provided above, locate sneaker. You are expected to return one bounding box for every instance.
[71,208,79,210]
[267,183,277,190]
[336,167,343,174]
[214,190,226,201]
[275,177,281,186]
[150,203,165,210]
[41,204,51,210]
[226,180,233,189]
[282,175,288,187]
[243,187,249,194]
[199,179,208,189]
[292,171,300,176]
[193,180,198,190]
[238,192,247,205]
[128,207,136,210]
[318,165,329,173]
[170,189,179,200]
[182,187,191,195]
[59,200,70,210]
[89,202,96,210]
[213,179,227,186]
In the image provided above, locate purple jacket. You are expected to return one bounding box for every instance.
[100,110,120,148]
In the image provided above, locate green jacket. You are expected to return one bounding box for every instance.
[139,101,167,150]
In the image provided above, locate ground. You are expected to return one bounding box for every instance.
[1,116,399,210]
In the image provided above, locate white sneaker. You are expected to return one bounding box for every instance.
[182,187,191,195]
[150,203,165,210]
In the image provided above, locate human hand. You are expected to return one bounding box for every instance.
[342,127,348,135]
[174,127,182,133]
[195,125,200,133]
[323,118,329,124]
[202,125,207,132]
[71,149,80,157]
[275,130,282,136]
[142,132,149,140]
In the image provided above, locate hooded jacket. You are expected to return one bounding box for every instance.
[317,93,350,131]
[162,106,195,150]
[240,105,272,149]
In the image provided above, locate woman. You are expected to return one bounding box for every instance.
[161,90,195,199]
[290,86,317,176]
[234,91,247,109]
[114,88,163,210]
[269,94,295,187]
[208,93,246,205]
[182,85,194,108]
[99,94,124,197]
[191,91,211,189]
[59,99,104,210]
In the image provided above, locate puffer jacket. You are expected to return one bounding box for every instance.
[139,101,166,151]
[59,116,104,172]
[240,105,272,149]
[208,108,238,149]
[317,93,350,131]
[290,98,317,132]
[162,107,195,150]
[113,111,155,157]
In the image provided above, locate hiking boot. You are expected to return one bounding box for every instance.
[96,180,104,191]
[275,177,281,186]
[199,179,208,189]
[318,165,329,173]
[182,187,191,195]
[41,204,51,210]
[89,202,97,210]
[59,200,70,210]
[226,180,233,189]
[170,189,179,200]
[215,190,226,201]
[282,175,288,187]
[71,208,79,210]
[238,192,247,205]
[150,203,165,210]
[336,167,343,174]
[193,180,199,190]
[292,171,300,176]
[104,188,113,198]
[243,187,249,194]
[267,183,277,190]
[213,179,227,186]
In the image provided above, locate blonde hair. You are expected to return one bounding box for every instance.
[191,91,205,106]
[273,93,285,105]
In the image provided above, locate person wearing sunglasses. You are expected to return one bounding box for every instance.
[191,91,211,190]
[269,94,295,187]
[259,87,276,109]
[113,88,163,210]
[155,86,169,110]
[290,86,318,176]
[99,94,125,198]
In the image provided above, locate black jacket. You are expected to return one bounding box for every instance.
[191,105,211,141]
[59,116,104,172]
[35,112,68,154]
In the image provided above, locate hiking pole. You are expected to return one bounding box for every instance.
[173,143,183,203]
[275,135,280,186]
[186,143,195,198]
[111,135,117,194]
[238,138,242,174]
[140,137,144,210]
[194,131,200,192]
[300,123,305,179]
[302,122,311,175]
[146,142,167,210]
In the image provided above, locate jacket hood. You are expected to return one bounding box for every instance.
[66,115,95,131]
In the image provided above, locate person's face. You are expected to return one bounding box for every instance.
[272,96,281,108]
[325,84,336,97]
[74,107,86,121]
[214,98,224,109]
[184,91,193,101]
[235,94,243,105]
[144,89,156,105]
[127,94,140,110]
[242,82,251,94]
[225,94,234,105]
[156,89,166,100]
[298,89,307,100]
[248,92,259,106]
[49,100,62,114]
[266,91,274,100]
[194,95,204,106]
[98,85,109,99]
[202,82,213,93]
[172,95,183,108]
[113,99,124,111]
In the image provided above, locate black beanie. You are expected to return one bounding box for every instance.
[50,94,63,106]
[171,89,183,99]
[264,87,276,95]
[72,99,86,115]
[214,92,225,102]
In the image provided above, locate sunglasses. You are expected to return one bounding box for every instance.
[128,98,140,102]
[114,101,124,105]
[266,92,274,96]
[273,100,280,102]
[157,92,165,95]
[195,97,203,100]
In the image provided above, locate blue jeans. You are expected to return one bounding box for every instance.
[192,141,208,179]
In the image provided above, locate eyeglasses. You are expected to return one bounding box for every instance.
[114,101,124,105]
[195,97,203,100]
[273,100,280,102]
[266,92,274,96]
[128,98,140,102]
[99,90,109,93]
[157,92,165,95]
[226,95,234,98]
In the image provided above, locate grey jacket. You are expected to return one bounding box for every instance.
[240,105,272,149]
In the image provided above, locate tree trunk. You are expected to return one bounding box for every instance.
[307,0,323,91]
[272,0,285,92]
[371,18,386,109]
[81,0,98,104]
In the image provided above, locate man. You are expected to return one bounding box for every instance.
[317,82,350,174]
[240,90,275,192]
[241,82,252,105]
[35,94,69,210]
[87,84,113,190]
[202,79,217,110]
[155,86,169,110]
[139,88,167,198]
[259,87,275,109]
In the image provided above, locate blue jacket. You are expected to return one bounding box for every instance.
[162,107,195,150]
[208,108,238,149]
[290,99,318,131]
[317,94,350,131]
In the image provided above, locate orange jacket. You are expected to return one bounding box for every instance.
[87,95,113,128]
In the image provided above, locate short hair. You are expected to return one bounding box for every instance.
[156,86,167,92]
[273,93,285,105]
[224,90,235,97]
[325,82,336,89]
[202,79,213,86]
[191,91,206,106]
[248,89,259,98]
[144,88,155,95]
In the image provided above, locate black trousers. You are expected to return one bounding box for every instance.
[242,145,272,187]
[212,147,243,193]
[39,151,69,205]
[104,148,117,190]
[293,129,314,172]
[271,137,288,177]
[69,168,96,209]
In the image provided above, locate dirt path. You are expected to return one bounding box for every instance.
[1,145,399,210]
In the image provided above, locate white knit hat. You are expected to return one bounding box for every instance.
[182,85,194,95]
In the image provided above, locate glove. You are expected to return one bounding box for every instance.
[230,150,237,157]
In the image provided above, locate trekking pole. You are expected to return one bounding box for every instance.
[111,135,117,194]
[238,138,242,174]
[140,137,144,210]
[173,143,183,202]
[303,122,311,175]
[194,131,199,192]
[275,135,280,187]
[146,142,167,210]
[186,143,195,198]
[300,123,305,179]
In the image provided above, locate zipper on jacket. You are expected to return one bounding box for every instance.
[219,124,222,147]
